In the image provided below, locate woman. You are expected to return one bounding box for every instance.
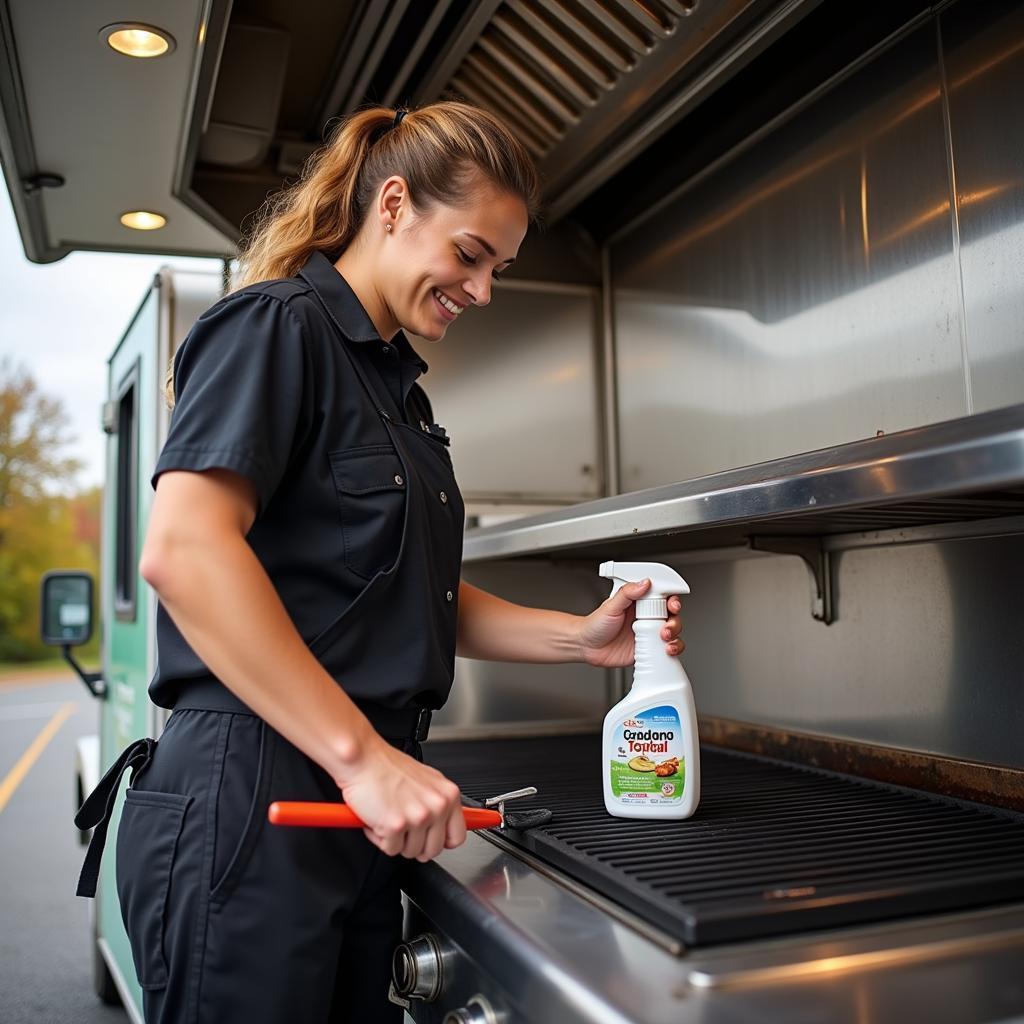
[77,102,683,1023]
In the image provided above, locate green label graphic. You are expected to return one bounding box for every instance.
[608,704,685,804]
[610,759,685,799]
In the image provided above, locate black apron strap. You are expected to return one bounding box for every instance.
[74,737,156,897]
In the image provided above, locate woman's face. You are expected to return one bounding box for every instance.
[383,178,530,342]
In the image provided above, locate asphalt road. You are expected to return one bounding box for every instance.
[0,674,417,1024]
[0,674,127,1024]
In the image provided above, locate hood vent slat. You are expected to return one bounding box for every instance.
[507,1,618,90]
[463,52,565,138]
[533,0,638,72]
[425,0,812,219]
[476,33,578,124]
[491,9,603,107]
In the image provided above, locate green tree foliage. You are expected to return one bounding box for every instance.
[0,359,100,662]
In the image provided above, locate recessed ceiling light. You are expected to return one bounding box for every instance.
[120,211,167,231]
[100,23,176,58]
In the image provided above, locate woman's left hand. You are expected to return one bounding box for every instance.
[578,579,684,668]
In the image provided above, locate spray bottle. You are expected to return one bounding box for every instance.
[600,561,700,819]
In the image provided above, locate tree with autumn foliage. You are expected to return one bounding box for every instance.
[0,358,100,662]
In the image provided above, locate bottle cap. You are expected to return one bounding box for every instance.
[635,597,667,619]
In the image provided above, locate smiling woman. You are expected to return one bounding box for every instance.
[72,97,684,1024]
[234,102,539,337]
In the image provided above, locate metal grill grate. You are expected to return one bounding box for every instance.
[424,736,1024,946]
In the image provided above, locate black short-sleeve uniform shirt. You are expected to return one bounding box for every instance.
[150,251,450,709]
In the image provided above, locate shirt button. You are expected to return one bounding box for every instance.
[446,590,453,602]
[394,474,404,485]
[439,490,447,504]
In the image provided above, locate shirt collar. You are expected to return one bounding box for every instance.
[297,251,428,373]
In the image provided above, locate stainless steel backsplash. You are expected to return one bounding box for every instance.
[611,4,1024,489]
[440,533,1023,770]
[658,534,1024,771]
[433,1,1024,768]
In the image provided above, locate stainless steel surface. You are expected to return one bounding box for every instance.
[434,561,611,733]
[442,995,498,1024]
[461,403,1024,562]
[404,834,1024,1023]
[612,22,970,488]
[820,513,1024,551]
[687,910,1024,990]
[393,933,445,1002]
[669,529,1024,769]
[603,6,939,251]
[480,826,685,956]
[416,281,601,503]
[936,13,973,418]
[546,0,824,223]
[942,2,1024,415]
[600,245,621,496]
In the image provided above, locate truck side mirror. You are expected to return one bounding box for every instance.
[41,571,94,646]
[39,571,104,697]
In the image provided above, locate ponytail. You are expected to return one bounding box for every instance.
[163,101,540,406]
[235,101,541,289]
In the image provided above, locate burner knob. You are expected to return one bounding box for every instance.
[443,994,499,1024]
[392,933,443,1002]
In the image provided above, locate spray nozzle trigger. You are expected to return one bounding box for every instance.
[599,561,690,620]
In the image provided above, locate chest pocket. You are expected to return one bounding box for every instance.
[329,445,408,580]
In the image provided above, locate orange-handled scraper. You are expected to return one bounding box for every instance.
[269,786,545,831]
[268,802,502,830]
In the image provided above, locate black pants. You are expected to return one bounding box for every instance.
[115,708,409,1024]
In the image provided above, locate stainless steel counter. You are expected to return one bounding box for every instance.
[462,404,1024,564]
[402,834,1024,1024]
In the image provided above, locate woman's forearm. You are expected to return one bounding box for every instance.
[456,580,584,663]
[142,527,374,782]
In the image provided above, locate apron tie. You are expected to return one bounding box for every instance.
[74,737,156,897]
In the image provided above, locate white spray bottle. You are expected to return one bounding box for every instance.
[600,561,700,819]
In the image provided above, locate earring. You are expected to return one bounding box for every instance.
[385,223,392,232]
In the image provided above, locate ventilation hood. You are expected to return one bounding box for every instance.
[2,0,818,263]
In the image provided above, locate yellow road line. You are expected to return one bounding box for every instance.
[0,702,76,814]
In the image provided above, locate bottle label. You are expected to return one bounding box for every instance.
[609,705,684,804]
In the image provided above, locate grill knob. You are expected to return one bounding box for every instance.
[443,995,499,1024]
[392,933,443,1002]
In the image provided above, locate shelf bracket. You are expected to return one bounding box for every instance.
[751,536,835,625]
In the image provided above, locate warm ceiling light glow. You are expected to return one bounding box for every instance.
[101,24,176,58]
[120,211,167,231]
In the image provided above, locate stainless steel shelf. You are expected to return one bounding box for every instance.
[463,404,1024,563]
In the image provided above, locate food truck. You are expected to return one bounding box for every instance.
[9,0,1024,1020]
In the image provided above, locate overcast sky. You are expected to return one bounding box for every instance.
[0,186,223,490]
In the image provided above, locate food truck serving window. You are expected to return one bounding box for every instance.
[114,361,139,621]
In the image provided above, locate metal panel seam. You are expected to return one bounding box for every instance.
[935,14,974,416]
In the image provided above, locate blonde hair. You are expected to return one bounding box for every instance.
[164,100,541,406]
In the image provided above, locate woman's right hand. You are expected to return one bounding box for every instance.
[335,734,467,861]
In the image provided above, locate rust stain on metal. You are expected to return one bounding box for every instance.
[699,716,1024,812]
